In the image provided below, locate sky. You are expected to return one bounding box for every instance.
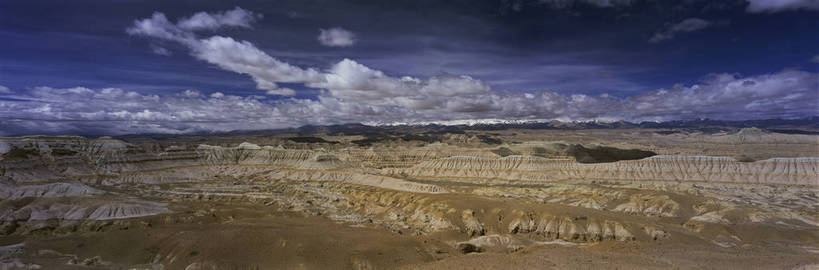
[0,0,817,135]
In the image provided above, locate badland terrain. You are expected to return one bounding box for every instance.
[0,119,817,269]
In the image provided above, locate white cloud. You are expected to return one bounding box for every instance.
[308,59,496,111]
[190,36,323,93]
[265,88,296,96]
[650,18,711,43]
[421,75,491,97]
[126,12,192,42]
[746,0,819,13]
[317,27,356,47]
[126,9,322,96]
[0,85,10,94]
[314,58,412,103]
[811,55,819,63]
[177,7,261,30]
[182,89,201,98]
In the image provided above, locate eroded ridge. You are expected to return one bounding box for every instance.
[391,155,819,185]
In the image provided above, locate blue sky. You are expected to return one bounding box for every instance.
[0,0,817,135]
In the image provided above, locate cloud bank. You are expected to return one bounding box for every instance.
[0,7,816,136]
[1,68,816,135]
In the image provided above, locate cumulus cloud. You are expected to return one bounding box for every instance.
[0,85,10,94]
[317,27,356,47]
[126,7,321,96]
[306,59,494,111]
[126,12,193,42]
[650,18,711,43]
[191,36,323,91]
[746,0,819,13]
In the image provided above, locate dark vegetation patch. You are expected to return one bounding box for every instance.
[567,145,656,163]
[2,147,40,160]
[287,137,338,144]
[355,132,461,146]
[654,130,681,135]
[531,146,562,157]
[736,156,756,162]
[691,127,732,134]
[475,135,502,145]
[400,134,441,143]
[351,135,391,147]
[50,149,78,156]
[424,129,465,135]
[491,147,517,157]
[767,129,819,135]
[125,148,147,154]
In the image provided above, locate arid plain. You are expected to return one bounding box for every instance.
[1,123,817,269]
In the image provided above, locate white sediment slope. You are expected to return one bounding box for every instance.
[390,155,819,185]
[0,182,104,200]
[0,198,169,221]
[0,180,169,224]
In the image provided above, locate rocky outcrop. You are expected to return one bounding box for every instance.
[455,234,585,254]
[613,194,680,217]
[506,212,634,242]
[643,226,670,240]
[391,155,819,185]
[461,209,486,237]
[472,185,623,211]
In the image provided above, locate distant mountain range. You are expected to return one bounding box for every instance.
[113,117,819,139]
